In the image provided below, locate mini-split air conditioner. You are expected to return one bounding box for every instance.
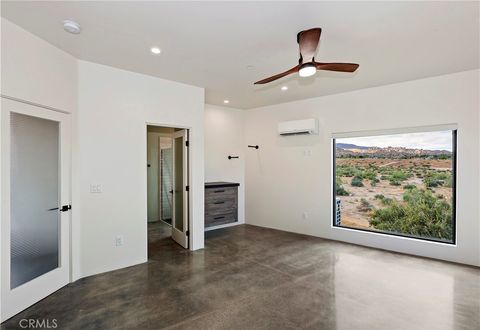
[278,118,319,136]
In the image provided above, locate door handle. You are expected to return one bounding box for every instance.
[48,205,71,212]
[169,190,173,194]
[60,205,71,212]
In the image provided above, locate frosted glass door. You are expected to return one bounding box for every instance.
[173,134,184,232]
[171,130,188,248]
[1,98,70,322]
[10,113,60,289]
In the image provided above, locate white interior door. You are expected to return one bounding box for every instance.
[1,98,71,322]
[171,129,189,248]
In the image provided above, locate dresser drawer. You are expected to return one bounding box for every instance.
[205,212,237,227]
[205,199,237,214]
[205,186,237,201]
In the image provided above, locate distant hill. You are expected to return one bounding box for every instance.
[336,143,452,159]
[336,143,370,150]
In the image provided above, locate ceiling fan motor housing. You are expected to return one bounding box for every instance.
[254,27,358,84]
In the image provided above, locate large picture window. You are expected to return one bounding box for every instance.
[333,129,456,244]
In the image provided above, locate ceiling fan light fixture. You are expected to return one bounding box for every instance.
[299,63,317,77]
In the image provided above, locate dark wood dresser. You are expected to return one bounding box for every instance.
[205,182,239,228]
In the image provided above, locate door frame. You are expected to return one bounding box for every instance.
[145,123,192,250]
[0,98,72,322]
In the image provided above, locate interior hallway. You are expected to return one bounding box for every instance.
[1,225,479,329]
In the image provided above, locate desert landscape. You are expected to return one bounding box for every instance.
[335,141,454,242]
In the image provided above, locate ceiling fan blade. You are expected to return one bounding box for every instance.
[298,28,322,63]
[254,65,300,84]
[315,62,359,73]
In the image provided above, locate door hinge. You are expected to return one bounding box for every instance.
[186,230,189,236]
[186,185,189,192]
[185,140,189,147]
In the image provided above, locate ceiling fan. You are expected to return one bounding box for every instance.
[254,28,359,84]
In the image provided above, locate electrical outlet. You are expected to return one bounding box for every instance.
[115,235,124,247]
[90,184,102,193]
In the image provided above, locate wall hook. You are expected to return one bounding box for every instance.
[248,145,259,149]
[228,156,239,160]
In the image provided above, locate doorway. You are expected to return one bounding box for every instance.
[146,125,189,251]
[1,98,71,322]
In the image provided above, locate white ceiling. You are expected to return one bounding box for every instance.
[2,1,479,109]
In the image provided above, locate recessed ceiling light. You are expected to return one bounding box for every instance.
[281,86,288,91]
[223,100,230,104]
[63,20,81,34]
[150,47,162,55]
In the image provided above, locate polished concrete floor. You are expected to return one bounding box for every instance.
[2,223,479,329]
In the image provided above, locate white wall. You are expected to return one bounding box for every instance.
[1,18,206,284]
[205,104,245,226]
[76,61,204,278]
[0,17,78,320]
[0,18,77,113]
[245,70,480,266]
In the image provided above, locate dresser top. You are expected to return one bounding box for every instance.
[205,181,240,188]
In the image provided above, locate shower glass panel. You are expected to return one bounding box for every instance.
[161,148,173,222]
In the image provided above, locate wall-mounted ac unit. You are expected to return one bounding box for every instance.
[278,118,319,136]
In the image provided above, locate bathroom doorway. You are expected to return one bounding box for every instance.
[147,125,189,251]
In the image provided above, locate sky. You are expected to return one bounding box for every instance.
[337,130,453,151]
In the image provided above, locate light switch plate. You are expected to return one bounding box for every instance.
[90,184,102,193]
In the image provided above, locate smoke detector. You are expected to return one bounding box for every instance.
[63,20,81,34]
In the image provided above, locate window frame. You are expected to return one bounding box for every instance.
[332,129,457,245]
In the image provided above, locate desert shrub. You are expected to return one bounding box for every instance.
[381,197,394,205]
[433,154,452,160]
[374,194,385,200]
[370,189,453,241]
[363,170,377,181]
[357,198,373,212]
[390,170,410,181]
[361,198,370,206]
[336,165,359,177]
[335,177,349,196]
[389,179,401,186]
[424,171,452,188]
[351,176,364,187]
[370,178,380,186]
[444,176,453,188]
[380,175,388,180]
[403,184,416,190]
[424,178,441,187]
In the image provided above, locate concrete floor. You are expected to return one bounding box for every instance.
[2,223,479,329]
